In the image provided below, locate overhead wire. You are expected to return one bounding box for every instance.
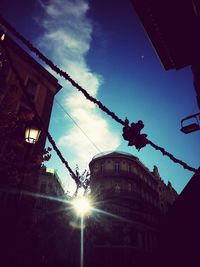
[0,15,197,173]
[54,98,101,153]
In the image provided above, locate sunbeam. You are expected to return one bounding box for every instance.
[91,207,133,223]
[0,187,72,204]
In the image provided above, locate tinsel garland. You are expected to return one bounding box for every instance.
[147,140,197,172]
[0,15,125,126]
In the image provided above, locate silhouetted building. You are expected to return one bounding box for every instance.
[28,167,74,267]
[0,34,61,189]
[154,168,200,267]
[32,167,65,222]
[128,3,200,265]
[130,0,200,109]
[37,167,65,197]
[0,35,61,267]
[88,151,177,267]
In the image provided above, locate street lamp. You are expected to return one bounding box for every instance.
[180,112,200,134]
[71,195,92,267]
[18,117,41,199]
[72,196,92,217]
[25,118,41,144]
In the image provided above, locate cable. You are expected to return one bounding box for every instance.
[54,98,101,153]
[0,15,197,173]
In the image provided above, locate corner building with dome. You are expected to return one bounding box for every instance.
[87,151,177,267]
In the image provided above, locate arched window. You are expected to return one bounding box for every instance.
[128,183,132,192]
[99,184,104,192]
[100,164,104,173]
[128,164,131,173]
[40,183,46,193]
[114,184,121,193]
[115,162,120,173]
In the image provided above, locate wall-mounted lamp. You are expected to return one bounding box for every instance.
[25,117,41,144]
[180,112,200,134]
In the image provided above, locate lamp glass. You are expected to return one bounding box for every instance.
[25,127,41,144]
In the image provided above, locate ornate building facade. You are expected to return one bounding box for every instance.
[88,151,177,267]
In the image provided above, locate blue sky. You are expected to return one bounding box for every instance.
[1,0,199,194]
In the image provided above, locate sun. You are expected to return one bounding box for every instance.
[72,196,92,216]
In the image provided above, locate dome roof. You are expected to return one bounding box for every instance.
[90,151,156,179]
[92,150,138,160]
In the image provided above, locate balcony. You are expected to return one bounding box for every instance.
[91,169,138,179]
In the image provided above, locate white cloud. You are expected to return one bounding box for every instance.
[36,0,120,184]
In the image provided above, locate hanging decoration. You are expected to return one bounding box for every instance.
[0,15,197,174]
[122,118,148,150]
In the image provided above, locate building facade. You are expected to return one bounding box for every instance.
[37,167,65,197]
[88,151,177,267]
[33,167,65,222]
[0,35,62,267]
[0,34,61,189]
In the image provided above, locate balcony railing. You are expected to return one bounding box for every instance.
[91,169,134,178]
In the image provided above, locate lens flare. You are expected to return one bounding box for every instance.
[72,196,92,216]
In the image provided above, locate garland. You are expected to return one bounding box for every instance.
[147,140,197,172]
[0,15,197,173]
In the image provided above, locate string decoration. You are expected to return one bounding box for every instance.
[0,15,125,126]
[146,140,197,173]
[0,15,197,173]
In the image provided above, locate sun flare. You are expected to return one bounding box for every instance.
[72,196,92,216]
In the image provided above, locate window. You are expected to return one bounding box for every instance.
[23,78,38,103]
[128,165,131,173]
[141,189,144,197]
[115,162,120,173]
[93,163,99,173]
[48,183,53,189]
[40,183,46,194]
[17,103,31,114]
[133,167,137,174]
[100,164,104,173]
[27,79,38,101]
[0,49,10,87]
[128,183,132,192]
[99,184,104,191]
[114,184,121,193]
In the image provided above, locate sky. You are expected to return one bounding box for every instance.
[0,0,199,194]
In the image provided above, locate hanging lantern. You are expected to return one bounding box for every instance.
[25,117,41,144]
